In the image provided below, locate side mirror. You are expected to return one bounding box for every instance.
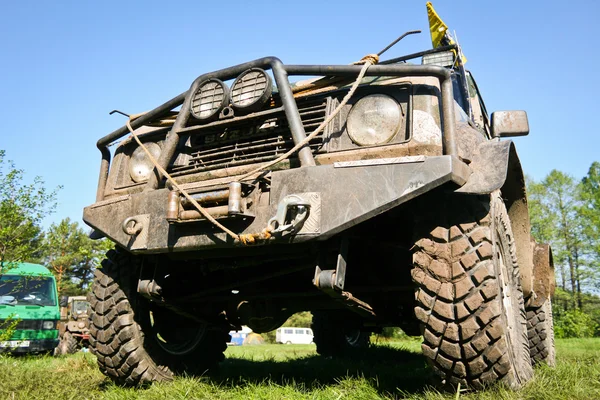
[59,295,68,307]
[491,110,529,138]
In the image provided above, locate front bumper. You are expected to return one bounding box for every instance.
[0,338,59,354]
[83,155,470,253]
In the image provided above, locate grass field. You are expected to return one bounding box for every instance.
[0,338,599,399]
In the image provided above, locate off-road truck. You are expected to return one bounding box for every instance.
[54,296,91,355]
[84,6,555,390]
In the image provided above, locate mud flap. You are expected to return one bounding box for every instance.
[529,241,555,308]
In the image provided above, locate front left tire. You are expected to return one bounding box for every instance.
[88,248,230,386]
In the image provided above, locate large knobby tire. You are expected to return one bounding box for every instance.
[412,191,533,390]
[55,331,78,355]
[312,311,370,357]
[526,299,555,367]
[88,248,230,386]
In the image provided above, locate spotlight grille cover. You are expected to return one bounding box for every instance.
[191,79,227,120]
[230,69,272,111]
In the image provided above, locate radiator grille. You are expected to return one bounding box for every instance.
[169,97,328,176]
[0,319,49,330]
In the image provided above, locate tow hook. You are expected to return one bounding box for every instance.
[268,195,310,235]
[122,216,143,236]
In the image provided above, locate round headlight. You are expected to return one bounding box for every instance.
[42,321,55,330]
[129,142,161,183]
[190,79,228,121]
[230,68,272,112]
[346,94,402,146]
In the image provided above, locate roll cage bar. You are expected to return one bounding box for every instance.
[95,46,460,202]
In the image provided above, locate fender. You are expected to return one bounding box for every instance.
[456,140,535,299]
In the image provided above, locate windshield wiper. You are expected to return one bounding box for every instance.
[27,301,46,306]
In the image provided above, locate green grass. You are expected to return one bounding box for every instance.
[0,338,599,399]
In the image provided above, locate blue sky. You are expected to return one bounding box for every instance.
[0,0,598,228]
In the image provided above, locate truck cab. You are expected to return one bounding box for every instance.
[0,262,60,354]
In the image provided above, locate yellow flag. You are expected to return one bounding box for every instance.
[426,2,467,63]
[426,2,448,48]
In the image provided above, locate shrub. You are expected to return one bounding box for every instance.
[554,309,598,338]
[0,313,20,342]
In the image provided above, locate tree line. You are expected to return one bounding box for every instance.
[528,162,600,337]
[0,150,111,296]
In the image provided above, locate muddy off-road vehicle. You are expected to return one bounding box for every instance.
[54,296,91,355]
[84,5,555,390]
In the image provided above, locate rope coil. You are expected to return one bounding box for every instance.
[238,228,272,245]
[353,54,380,65]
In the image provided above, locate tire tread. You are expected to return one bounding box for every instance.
[412,192,533,389]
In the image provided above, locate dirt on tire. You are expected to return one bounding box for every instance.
[412,191,533,389]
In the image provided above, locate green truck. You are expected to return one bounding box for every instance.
[0,262,60,354]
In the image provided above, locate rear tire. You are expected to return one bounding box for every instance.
[312,311,370,357]
[88,248,230,386]
[412,191,533,389]
[526,299,555,367]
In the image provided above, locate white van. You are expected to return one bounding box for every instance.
[276,327,314,344]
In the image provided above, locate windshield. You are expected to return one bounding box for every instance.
[0,275,57,306]
[72,300,90,315]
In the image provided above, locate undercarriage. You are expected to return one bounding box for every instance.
[127,197,423,336]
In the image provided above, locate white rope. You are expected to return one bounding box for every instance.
[126,120,240,241]
[124,54,379,244]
